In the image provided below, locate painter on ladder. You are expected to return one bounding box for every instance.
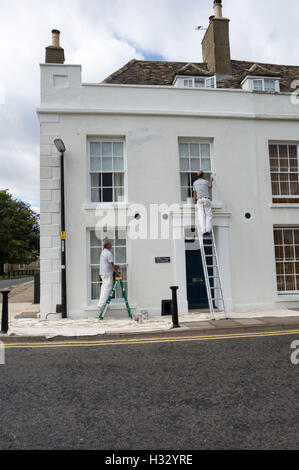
[98,240,121,313]
[193,171,214,235]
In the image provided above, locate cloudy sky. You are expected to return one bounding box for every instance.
[1,0,299,213]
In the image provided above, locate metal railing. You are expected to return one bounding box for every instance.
[0,269,39,279]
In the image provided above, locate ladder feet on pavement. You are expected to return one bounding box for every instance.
[99,277,132,321]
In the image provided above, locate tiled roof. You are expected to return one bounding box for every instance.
[103,59,299,92]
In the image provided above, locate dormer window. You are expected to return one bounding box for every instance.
[241,76,280,93]
[241,64,281,93]
[174,75,216,89]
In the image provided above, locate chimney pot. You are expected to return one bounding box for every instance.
[51,29,61,48]
[213,0,223,18]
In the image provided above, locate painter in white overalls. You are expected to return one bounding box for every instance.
[98,240,121,311]
[193,171,214,235]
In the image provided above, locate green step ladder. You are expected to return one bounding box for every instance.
[99,277,133,321]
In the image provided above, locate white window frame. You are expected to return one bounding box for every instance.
[269,142,299,201]
[274,227,299,295]
[205,77,216,89]
[264,79,277,93]
[183,78,193,88]
[174,76,217,89]
[253,78,278,92]
[87,229,128,305]
[87,137,127,205]
[252,79,264,91]
[194,77,206,88]
[178,139,213,202]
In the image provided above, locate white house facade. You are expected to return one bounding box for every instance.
[38,1,299,320]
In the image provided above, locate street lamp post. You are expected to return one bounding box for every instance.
[54,139,67,319]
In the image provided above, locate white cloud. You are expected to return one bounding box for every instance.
[69,34,144,83]
[0,0,299,211]
[0,144,39,208]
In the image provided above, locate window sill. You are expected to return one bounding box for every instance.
[270,204,299,208]
[83,202,129,211]
[276,294,299,302]
[180,201,224,210]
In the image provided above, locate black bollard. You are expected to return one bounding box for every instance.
[1,290,10,334]
[170,286,180,329]
[34,272,40,305]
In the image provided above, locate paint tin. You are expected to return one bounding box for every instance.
[141,310,149,322]
[134,313,143,324]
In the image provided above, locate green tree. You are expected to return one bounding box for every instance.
[0,189,40,267]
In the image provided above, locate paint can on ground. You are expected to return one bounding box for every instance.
[141,310,149,322]
[134,313,144,324]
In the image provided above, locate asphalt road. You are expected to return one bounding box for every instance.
[0,332,299,450]
[0,277,33,290]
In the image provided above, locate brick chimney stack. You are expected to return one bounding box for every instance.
[45,29,65,64]
[201,1,232,76]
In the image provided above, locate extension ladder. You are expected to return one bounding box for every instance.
[196,217,228,321]
[99,277,133,321]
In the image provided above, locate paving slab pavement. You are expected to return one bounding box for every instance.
[0,281,39,321]
[1,312,299,344]
[6,281,34,303]
[234,319,265,326]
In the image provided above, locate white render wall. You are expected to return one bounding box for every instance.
[38,63,299,319]
[40,131,62,316]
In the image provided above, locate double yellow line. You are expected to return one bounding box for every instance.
[3,329,299,350]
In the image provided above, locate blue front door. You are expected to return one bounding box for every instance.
[185,241,214,309]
